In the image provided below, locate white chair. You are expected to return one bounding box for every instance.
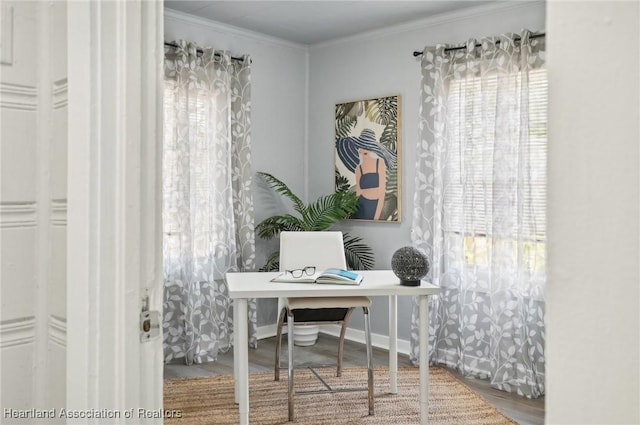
[274,231,374,421]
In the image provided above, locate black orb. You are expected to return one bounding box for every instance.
[391,246,429,286]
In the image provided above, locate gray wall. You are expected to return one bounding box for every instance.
[306,2,546,340]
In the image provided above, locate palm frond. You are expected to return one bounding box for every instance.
[343,233,375,270]
[385,167,397,193]
[258,172,306,216]
[363,99,379,123]
[380,122,397,152]
[335,116,357,139]
[259,251,280,272]
[335,103,361,138]
[380,193,397,222]
[255,214,304,240]
[334,103,351,121]
[302,191,357,231]
[335,169,351,193]
[364,96,397,126]
[377,96,398,125]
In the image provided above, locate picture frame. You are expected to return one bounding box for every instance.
[334,94,401,222]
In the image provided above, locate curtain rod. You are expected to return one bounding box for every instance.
[164,42,247,62]
[412,32,545,57]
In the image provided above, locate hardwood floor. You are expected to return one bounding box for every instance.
[164,334,544,425]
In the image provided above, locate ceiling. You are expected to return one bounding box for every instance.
[164,1,492,45]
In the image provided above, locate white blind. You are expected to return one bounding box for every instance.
[443,68,548,242]
[163,79,217,260]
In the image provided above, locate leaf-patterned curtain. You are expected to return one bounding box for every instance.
[410,30,546,398]
[163,41,257,365]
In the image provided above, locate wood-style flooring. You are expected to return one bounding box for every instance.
[164,334,544,425]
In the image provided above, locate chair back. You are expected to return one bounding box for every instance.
[279,231,347,272]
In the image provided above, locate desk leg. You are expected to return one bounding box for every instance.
[419,295,429,425]
[389,295,398,394]
[237,298,249,425]
[287,312,295,421]
[233,299,239,403]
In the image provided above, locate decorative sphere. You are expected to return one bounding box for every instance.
[391,246,429,286]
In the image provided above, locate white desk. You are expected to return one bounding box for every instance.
[227,270,440,425]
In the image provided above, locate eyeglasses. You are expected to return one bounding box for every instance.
[285,266,316,278]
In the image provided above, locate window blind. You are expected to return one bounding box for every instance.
[163,79,217,259]
[443,69,548,242]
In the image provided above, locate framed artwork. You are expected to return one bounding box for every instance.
[335,95,401,222]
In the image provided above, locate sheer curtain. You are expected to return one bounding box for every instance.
[410,30,546,397]
[163,41,257,365]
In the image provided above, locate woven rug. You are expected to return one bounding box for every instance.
[164,367,516,425]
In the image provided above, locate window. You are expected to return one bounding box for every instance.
[443,69,548,271]
[163,79,218,261]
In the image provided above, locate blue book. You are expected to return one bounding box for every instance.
[314,268,364,285]
[271,268,364,285]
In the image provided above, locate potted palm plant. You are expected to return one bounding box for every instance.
[256,172,375,345]
[256,172,375,271]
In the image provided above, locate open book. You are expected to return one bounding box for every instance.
[270,268,364,285]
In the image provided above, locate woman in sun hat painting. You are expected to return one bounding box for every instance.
[336,128,397,220]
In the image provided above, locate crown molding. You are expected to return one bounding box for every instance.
[310,1,545,50]
[164,2,544,56]
[164,8,308,53]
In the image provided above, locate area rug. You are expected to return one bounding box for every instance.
[164,367,516,424]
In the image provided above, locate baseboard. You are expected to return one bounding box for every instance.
[256,324,278,340]
[257,323,411,357]
[255,323,321,341]
[319,325,411,357]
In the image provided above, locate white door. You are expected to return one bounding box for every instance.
[66,1,164,422]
